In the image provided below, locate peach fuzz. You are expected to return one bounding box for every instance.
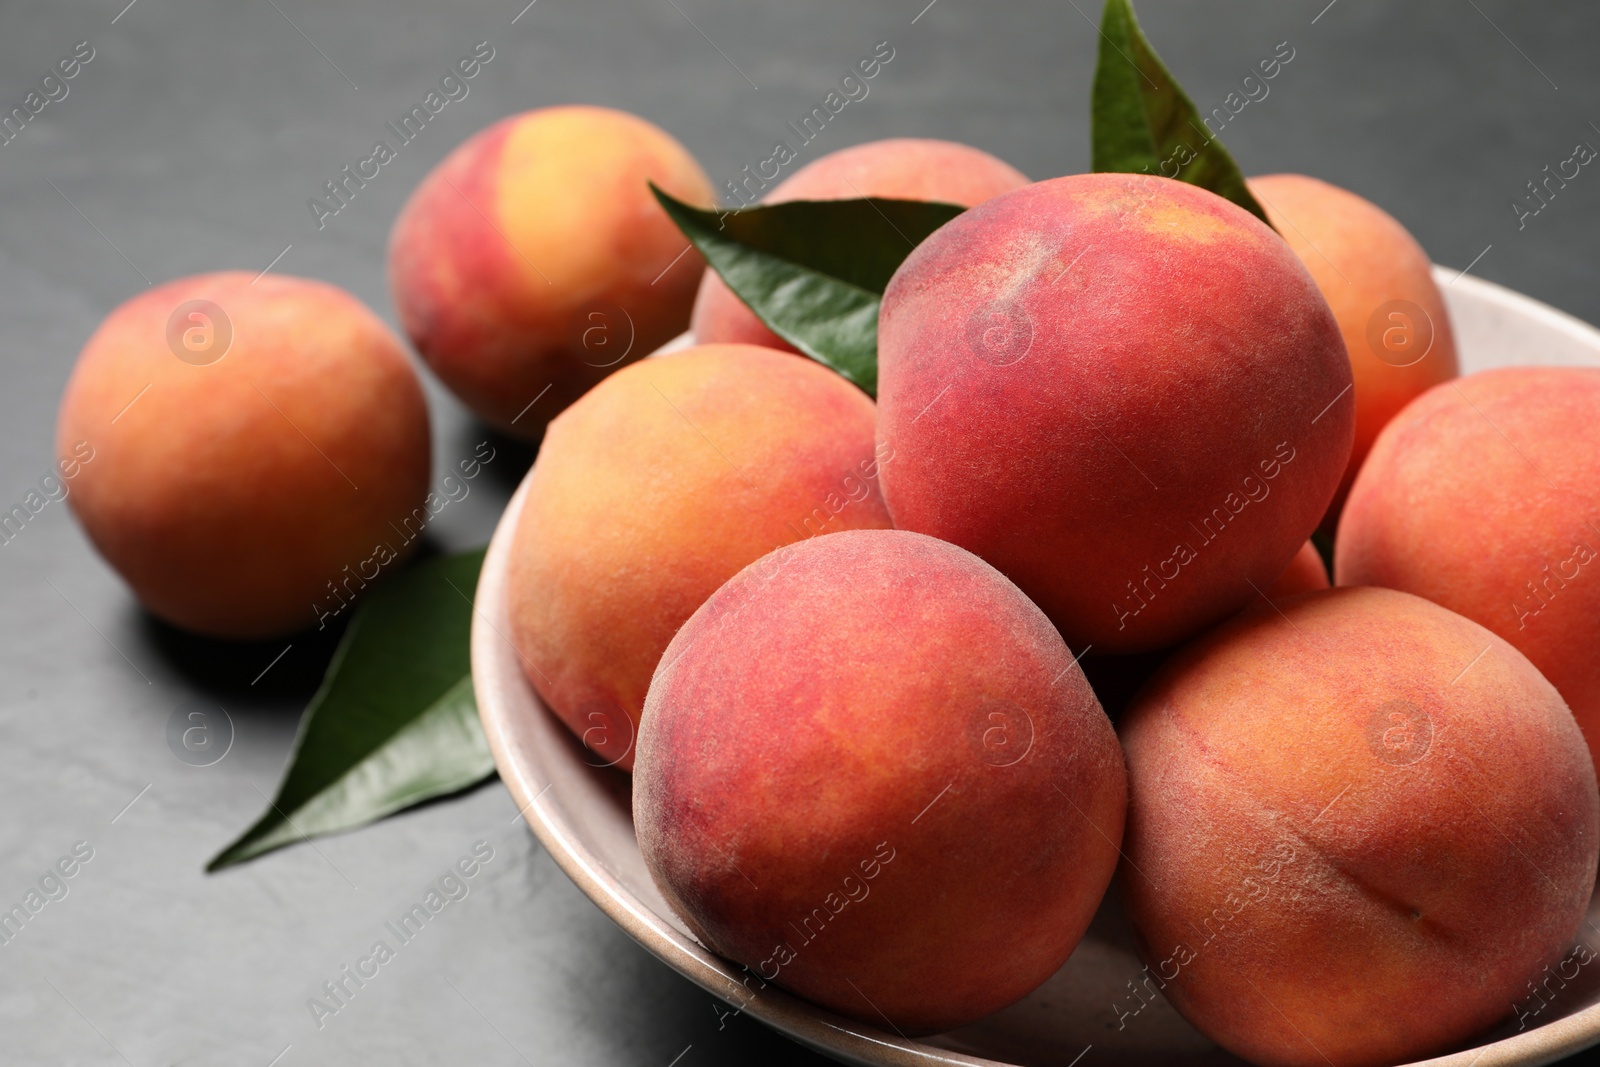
[1265,540,1329,600]
[635,529,1126,1034]
[877,173,1353,654]
[1337,366,1600,770]
[56,272,431,639]
[389,105,714,438]
[691,138,1029,352]
[505,344,892,771]
[1249,174,1458,527]
[1119,587,1597,1067]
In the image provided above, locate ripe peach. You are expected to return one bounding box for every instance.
[1337,366,1600,770]
[1119,587,1598,1067]
[389,105,714,438]
[691,138,1029,352]
[635,529,1126,1034]
[1265,540,1329,600]
[506,344,892,770]
[1249,174,1459,527]
[877,173,1353,653]
[56,272,431,639]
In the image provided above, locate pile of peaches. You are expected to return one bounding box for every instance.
[57,104,1600,1067]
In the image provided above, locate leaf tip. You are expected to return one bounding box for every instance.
[204,844,247,874]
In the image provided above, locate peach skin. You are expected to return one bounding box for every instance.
[390,105,714,438]
[1249,174,1458,529]
[635,529,1127,1034]
[877,173,1354,654]
[56,272,431,639]
[1265,540,1329,600]
[505,343,892,770]
[1338,365,1600,772]
[1119,587,1598,1067]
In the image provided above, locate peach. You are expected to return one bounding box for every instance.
[1337,366,1600,770]
[877,173,1354,653]
[635,529,1126,1033]
[1265,539,1329,600]
[1249,174,1459,527]
[55,272,431,639]
[1119,587,1598,1067]
[506,344,892,770]
[389,105,714,438]
[692,138,1029,353]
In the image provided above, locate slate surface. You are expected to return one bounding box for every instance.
[1,1,1596,1064]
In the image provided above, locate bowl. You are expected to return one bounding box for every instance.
[471,268,1600,1067]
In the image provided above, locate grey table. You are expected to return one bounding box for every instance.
[2,1,1596,1064]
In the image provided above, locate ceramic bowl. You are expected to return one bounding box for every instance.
[472,269,1600,1067]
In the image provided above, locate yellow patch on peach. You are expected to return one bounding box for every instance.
[390,105,714,437]
[494,107,689,294]
[507,343,893,769]
[1125,197,1241,245]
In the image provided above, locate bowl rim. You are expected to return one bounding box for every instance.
[473,470,1002,1067]
[472,269,1600,1067]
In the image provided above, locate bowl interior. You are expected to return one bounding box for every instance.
[472,268,1600,1067]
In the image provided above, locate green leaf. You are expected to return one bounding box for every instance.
[207,549,495,871]
[1091,0,1271,226]
[652,187,966,396]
